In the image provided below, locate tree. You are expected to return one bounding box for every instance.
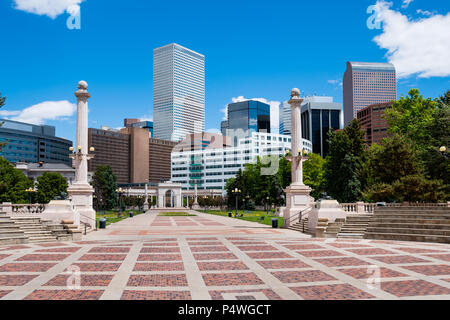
[0,157,33,203]
[36,172,68,204]
[91,165,117,210]
[324,119,365,203]
[385,88,437,151]
[367,134,421,185]
[303,153,326,200]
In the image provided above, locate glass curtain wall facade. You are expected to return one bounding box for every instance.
[301,99,342,158]
[153,43,205,141]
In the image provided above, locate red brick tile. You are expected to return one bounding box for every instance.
[209,289,282,300]
[121,290,192,300]
[133,262,184,272]
[337,267,407,279]
[297,250,344,257]
[328,243,372,248]
[35,247,81,253]
[16,254,70,261]
[371,255,429,265]
[246,252,293,259]
[0,263,56,272]
[0,290,12,298]
[237,245,278,252]
[197,261,249,271]
[37,243,68,247]
[283,244,324,250]
[138,254,182,261]
[127,274,188,287]
[346,248,397,256]
[190,246,229,252]
[425,254,450,262]
[0,245,30,251]
[402,265,450,276]
[272,270,336,283]
[256,259,310,269]
[381,280,450,297]
[72,263,121,272]
[140,247,180,253]
[79,254,127,261]
[142,242,179,246]
[202,272,264,286]
[187,242,223,246]
[0,254,10,260]
[88,247,130,253]
[194,253,239,261]
[44,274,114,287]
[0,274,38,286]
[291,284,375,300]
[315,257,368,267]
[24,290,104,300]
[394,247,446,254]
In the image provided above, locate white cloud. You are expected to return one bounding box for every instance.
[416,9,434,17]
[401,0,414,8]
[328,79,343,87]
[373,1,450,78]
[139,116,153,122]
[225,96,280,134]
[14,0,84,19]
[3,101,76,125]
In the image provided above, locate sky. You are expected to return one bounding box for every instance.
[0,0,449,143]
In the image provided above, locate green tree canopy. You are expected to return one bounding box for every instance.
[303,153,326,200]
[0,157,33,203]
[91,165,117,210]
[324,119,365,203]
[36,172,68,204]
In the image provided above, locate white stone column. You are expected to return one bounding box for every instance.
[192,182,200,209]
[68,81,96,228]
[143,184,149,211]
[283,88,312,228]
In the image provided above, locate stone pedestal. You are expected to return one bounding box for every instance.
[308,199,346,234]
[42,200,78,225]
[283,184,313,228]
[68,183,96,226]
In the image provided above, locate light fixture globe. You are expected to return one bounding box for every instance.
[440,146,447,153]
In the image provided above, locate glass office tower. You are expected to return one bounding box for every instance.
[300,97,342,157]
[153,43,205,141]
[227,100,271,145]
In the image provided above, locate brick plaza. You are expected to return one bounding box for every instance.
[0,212,449,300]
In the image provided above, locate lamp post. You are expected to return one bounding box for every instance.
[25,187,35,204]
[266,196,270,216]
[440,146,448,158]
[203,196,208,213]
[116,188,125,213]
[232,188,241,216]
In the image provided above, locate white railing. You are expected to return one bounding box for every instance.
[1,203,45,216]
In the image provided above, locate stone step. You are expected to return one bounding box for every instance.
[373,214,450,219]
[337,233,365,239]
[28,236,58,243]
[0,236,29,245]
[370,218,450,224]
[364,232,450,244]
[0,230,27,237]
[375,207,449,211]
[369,223,450,230]
[366,227,450,236]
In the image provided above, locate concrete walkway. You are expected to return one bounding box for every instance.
[0,210,449,300]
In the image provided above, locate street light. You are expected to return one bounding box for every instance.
[266,196,270,216]
[203,195,208,213]
[116,187,125,213]
[232,188,241,216]
[25,187,35,204]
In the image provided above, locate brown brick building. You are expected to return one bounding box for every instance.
[357,102,392,145]
[88,127,176,184]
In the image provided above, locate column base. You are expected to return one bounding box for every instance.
[283,184,313,228]
[68,183,95,228]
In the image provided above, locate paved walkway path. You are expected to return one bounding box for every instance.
[0,210,449,300]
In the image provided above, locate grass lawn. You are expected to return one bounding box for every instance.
[158,212,197,216]
[203,210,284,228]
[96,210,145,227]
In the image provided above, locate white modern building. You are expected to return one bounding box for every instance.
[153,43,205,141]
[171,132,312,193]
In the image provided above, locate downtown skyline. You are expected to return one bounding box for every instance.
[0,0,449,144]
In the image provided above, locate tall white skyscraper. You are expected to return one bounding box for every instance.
[153,43,205,141]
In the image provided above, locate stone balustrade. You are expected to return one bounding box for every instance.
[1,203,46,216]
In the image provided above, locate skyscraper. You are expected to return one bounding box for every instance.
[153,43,205,141]
[300,96,343,157]
[279,101,292,135]
[343,62,396,126]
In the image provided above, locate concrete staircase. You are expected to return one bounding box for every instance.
[0,212,28,245]
[288,218,310,234]
[10,217,58,243]
[337,214,373,239]
[364,207,450,243]
[325,218,345,238]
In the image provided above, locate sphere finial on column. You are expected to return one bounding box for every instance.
[291,88,300,98]
[78,81,88,90]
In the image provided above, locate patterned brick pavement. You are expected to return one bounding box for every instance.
[0,210,449,300]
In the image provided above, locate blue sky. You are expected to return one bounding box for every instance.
[0,0,449,143]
